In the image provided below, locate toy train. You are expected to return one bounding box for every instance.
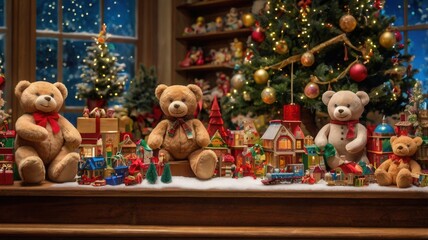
[262,164,305,185]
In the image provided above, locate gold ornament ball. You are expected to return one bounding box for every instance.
[379,31,396,49]
[254,69,269,84]
[242,13,255,27]
[261,87,276,104]
[339,14,357,33]
[275,40,289,54]
[301,52,315,67]
[231,73,245,90]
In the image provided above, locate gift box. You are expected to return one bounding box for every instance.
[0,161,14,185]
[77,117,119,133]
[0,130,15,148]
[105,175,123,185]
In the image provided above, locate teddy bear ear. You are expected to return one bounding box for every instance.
[356,91,370,106]
[155,84,168,100]
[187,84,202,101]
[322,91,335,106]
[15,80,31,98]
[414,136,423,147]
[54,82,68,99]
[390,136,397,144]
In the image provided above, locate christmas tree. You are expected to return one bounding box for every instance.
[160,163,172,184]
[222,0,416,135]
[76,24,128,103]
[145,162,158,184]
[124,64,157,116]
[207,96,228,139]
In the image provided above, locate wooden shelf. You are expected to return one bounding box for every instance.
[176,63,234,72]
[177,0,252,14]
[177,28,252,43]
[0,182,427,239]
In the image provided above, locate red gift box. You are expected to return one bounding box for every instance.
[0,161,14,185]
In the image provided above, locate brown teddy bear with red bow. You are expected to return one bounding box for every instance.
[15,80,81,184]
[375,135,422,188]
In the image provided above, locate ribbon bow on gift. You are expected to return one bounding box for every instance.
[33,111,60,134]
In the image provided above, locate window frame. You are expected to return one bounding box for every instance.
[11,0,157,123]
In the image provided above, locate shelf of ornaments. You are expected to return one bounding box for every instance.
[176,63,234,72]
[176,0,253,14]
[176,28,252,43]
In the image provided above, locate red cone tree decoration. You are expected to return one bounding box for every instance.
[207,96,228,139]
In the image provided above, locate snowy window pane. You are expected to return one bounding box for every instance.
[0,0,4,27]
[63,39,91,107]
[408,0,428,25]
[62,0,100,33]
[36,38,58,83]
[104,0,135,36]
[383,0,404,26]
[105,42,135,106]
[36,0,58,31]
[408,30,428,94]
[0,34,5,74]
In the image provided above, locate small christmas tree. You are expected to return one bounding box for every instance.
[207,96,228,139]
[0,89,9,131]
[145,162,158,184]
[124,64,157,115]
[160,163,172,184]
[76,23,128,105]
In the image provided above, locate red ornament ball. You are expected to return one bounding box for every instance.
[349,63,368,82]
[252,27,266,43]
[394,30,402,42]
[304,82,320,99]
[0,74,4,87]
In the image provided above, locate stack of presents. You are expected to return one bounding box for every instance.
[76,108,162,186]
[0,128,16,185]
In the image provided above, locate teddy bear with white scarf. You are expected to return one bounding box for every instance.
[315,90,370,170]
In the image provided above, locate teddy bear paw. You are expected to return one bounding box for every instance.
[48,152,80,183]
[193,150,217,180]
[19,156,46,184]
[375,169,393,186]
[396,169,413,188]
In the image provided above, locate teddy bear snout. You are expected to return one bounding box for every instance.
[174,103,180,109]
[338,109,344,113]
[45,96,51,101]
[397,146,403,150]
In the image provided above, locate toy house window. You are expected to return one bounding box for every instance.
[296,140,302,150]
[278,136,292,150]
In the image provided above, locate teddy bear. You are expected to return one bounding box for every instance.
[315,90,370,170]
[147,84,217,180]
[14,80,82,184]
[375,135,422,188]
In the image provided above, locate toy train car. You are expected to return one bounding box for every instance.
[262,164,304,185]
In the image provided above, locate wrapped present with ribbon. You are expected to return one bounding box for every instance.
[0,161,13,185]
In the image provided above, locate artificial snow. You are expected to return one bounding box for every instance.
[51,176,428,193]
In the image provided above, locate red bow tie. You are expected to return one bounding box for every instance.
[33,111,60,134]
[330,120,359,139]
[390,154,412,165]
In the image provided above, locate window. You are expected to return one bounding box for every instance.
[384,0,428,94]
[36,0,137,124]
[0,0,10,108]
[278,136,292,150]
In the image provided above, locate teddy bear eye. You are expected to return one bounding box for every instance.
[50,94,54,98]
[334,104,338,108]
[36,93,40,96]
[169,99,173,103]
[347,104,350,107]
[407,144,411,147]
[181,98,186,102]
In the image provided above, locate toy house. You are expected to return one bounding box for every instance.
[261,120,305,170]
[220,154,235,177]
[81,157,106,180]
[206,130,230,177]
[302,136,322,171]
[395,113,414,136]
[367,119,395,168]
